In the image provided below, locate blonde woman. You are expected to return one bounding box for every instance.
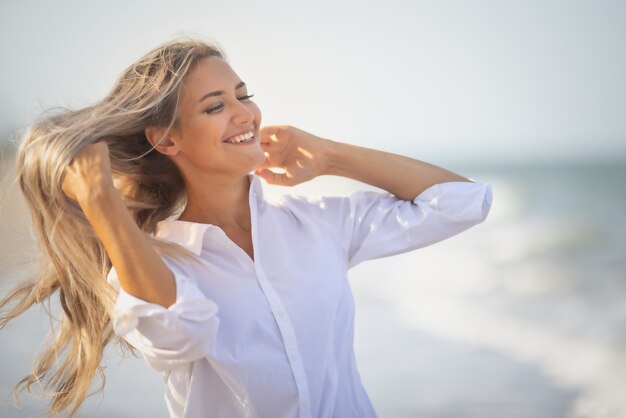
[1,40,493,418]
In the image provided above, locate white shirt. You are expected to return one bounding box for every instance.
[107,174,493,418]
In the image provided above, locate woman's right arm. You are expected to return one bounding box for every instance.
[64,143,219,372]
[62,142,176,308]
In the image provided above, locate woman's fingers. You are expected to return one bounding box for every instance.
[255,168,296,186]
[62,142,114,203]
[260,125,293,145]
[255,125,328,186]
[260,125,286,137]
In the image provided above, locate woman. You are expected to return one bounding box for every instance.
[1,39,492,417]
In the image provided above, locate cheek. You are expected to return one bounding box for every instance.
[186,116,227,142]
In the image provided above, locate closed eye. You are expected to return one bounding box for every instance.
[204,94,255,114]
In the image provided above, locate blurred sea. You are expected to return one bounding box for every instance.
[350,159,626,418]
[1,152,625,418]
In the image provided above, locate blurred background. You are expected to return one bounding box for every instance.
[1,0,625,417]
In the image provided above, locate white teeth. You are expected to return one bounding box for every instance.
[226,130,254,144]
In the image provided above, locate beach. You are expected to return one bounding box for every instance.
[1,150,624,418]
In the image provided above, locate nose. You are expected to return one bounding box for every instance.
[232,99,255,125]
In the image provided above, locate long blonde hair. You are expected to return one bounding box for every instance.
[0,39,223,417]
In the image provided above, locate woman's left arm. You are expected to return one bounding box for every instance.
[256,125,472,199]
[257,126,491,267]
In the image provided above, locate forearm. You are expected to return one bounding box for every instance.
[321,140,472,201]
[80,187,176,308]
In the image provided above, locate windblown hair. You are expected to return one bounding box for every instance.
[0,39,223,417]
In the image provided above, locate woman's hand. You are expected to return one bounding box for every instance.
[62,141,116,207]
[254,126,333,186]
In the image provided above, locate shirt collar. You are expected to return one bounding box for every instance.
[155,173,264,256]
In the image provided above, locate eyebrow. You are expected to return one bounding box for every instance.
[198,81,246,103]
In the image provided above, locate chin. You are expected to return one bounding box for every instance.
[241,156,265,175]
[251,150,267,167]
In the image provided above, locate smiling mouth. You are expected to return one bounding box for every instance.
[224,130,255,144]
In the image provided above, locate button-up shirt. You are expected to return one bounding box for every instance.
[107,174,493,418]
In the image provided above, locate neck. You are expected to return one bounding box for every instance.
[179,173,252,231]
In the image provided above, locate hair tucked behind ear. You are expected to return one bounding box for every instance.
[0,39,223,417]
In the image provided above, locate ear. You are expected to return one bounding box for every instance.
[145,126,180,156]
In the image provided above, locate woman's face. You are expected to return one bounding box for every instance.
[168,56,264,178]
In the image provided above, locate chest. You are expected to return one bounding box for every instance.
[195,216,350,324]
[222,228,254,261]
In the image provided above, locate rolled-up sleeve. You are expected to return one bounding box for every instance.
[107,262,219,373]
[335,181,493,268]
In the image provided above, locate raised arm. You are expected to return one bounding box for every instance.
[255,125,472,199]
[321,140,471,200]
[62,142,176,308]
[256,126,492,268]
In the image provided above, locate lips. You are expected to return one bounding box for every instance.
[223,129,255,144]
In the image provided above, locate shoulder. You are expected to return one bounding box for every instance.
[106,241,201,290]
[268,192,350,221]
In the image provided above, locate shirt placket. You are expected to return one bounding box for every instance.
[250,190,312,418]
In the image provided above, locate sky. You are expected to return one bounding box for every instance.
[1,0,625,163]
